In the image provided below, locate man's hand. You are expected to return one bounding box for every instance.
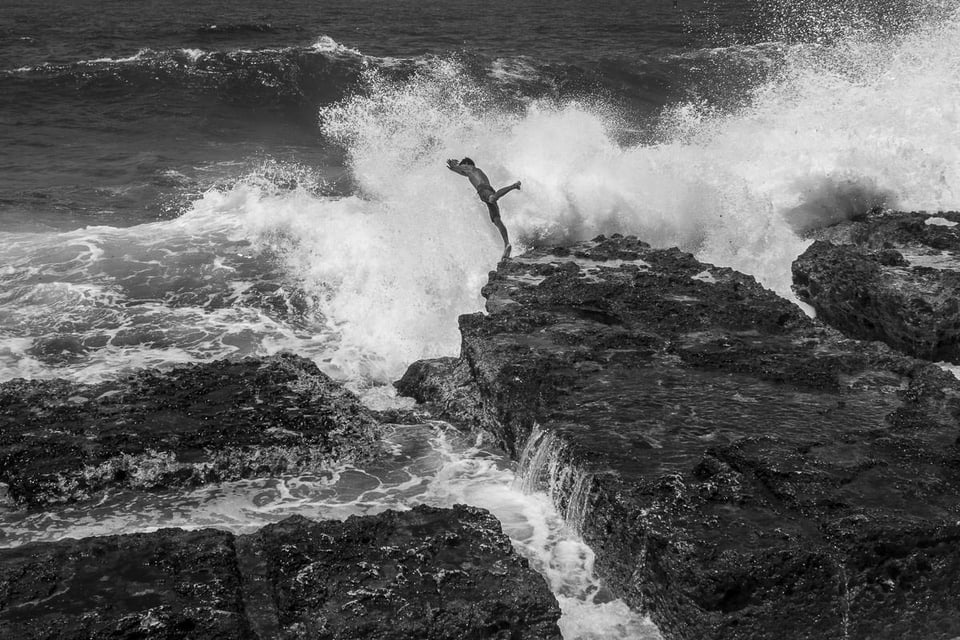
[447,159,459,168]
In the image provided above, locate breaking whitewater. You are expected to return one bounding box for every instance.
[2,4,960,638]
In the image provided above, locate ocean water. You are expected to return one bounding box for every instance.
[2,0,960,636]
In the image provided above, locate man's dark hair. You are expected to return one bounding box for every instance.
[459,157,475,166]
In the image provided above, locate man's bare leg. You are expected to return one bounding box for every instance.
[487,202,512,259]
[490,181,521,202]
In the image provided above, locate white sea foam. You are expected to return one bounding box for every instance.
[0,156,492,385]
[182,179,492,383]
[0,423,659,639]
[84,49,151,64]
[180,48,206,63]
[3,7,959,392]
[314,5,960,305]
[275,10,955,383]
[489,56,542,83]
[0,206,324,383]
[937,362,960,379]
[311,35,364,57]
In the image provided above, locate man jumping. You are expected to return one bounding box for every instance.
[447,157,520,259]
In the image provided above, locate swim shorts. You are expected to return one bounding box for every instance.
[476,184,496,203]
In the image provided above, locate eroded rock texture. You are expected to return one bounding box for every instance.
[398,235,960,640]
[0,528,252,640]
[0,353,380,508]
[0,505,561,640]
[793,210,960,362]
[240,506,561,639]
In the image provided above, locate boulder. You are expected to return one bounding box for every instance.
[240,505,561,639]
[0,353,380,508]
[397,235,960,640]
[0,505,561,640]
[793,210,960,362]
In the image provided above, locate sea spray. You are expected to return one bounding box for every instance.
[315,6,960,307]
[0,158,493,385]
[229,189,494,383]
[660,7,960,215]
[4,6,960,390]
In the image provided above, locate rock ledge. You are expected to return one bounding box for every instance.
[399,235,960,640]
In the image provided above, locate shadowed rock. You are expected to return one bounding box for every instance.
[0,353,380,508]
[397,235,960,640]
[793,210,960,363]
[240,505,561,639]
[0,505,561,640]
[0,527,252,639]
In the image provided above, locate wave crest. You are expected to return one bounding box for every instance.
[318,6,960,302]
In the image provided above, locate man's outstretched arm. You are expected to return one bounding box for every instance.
[446,159,467,175]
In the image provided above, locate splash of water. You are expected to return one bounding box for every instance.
[311,8,960,315]
[0,422,659,640]
[4,6,959,389]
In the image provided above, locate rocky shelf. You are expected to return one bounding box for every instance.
[0,504,561,639]
[0,353,381,508]
[397,233,960,640]
[794,210,960,363]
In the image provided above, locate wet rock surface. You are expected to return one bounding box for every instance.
[0,504,561,639]
[0,353,381,508]
[397,235,960,640]
[241,505,561,639]
[0,527,253,640]
[793,210,960,362]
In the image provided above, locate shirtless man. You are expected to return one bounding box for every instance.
[447,157,521,259]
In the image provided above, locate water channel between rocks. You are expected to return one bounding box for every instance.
[0,415,660,640]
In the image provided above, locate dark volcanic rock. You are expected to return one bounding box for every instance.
[0,505,561,640]
[0,527,253,639]
[793,210,960,362]
[397,235,960,640]
[240,505,561,639]
[0,353,380,508]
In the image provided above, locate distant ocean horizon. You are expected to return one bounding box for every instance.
[2,1,959,636]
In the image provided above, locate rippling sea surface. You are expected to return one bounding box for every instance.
[2,0,959,636]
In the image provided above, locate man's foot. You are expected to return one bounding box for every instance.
[502,244,512,259]
[513,181,522,191]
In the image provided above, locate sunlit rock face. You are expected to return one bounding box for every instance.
[399,234,960,640]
